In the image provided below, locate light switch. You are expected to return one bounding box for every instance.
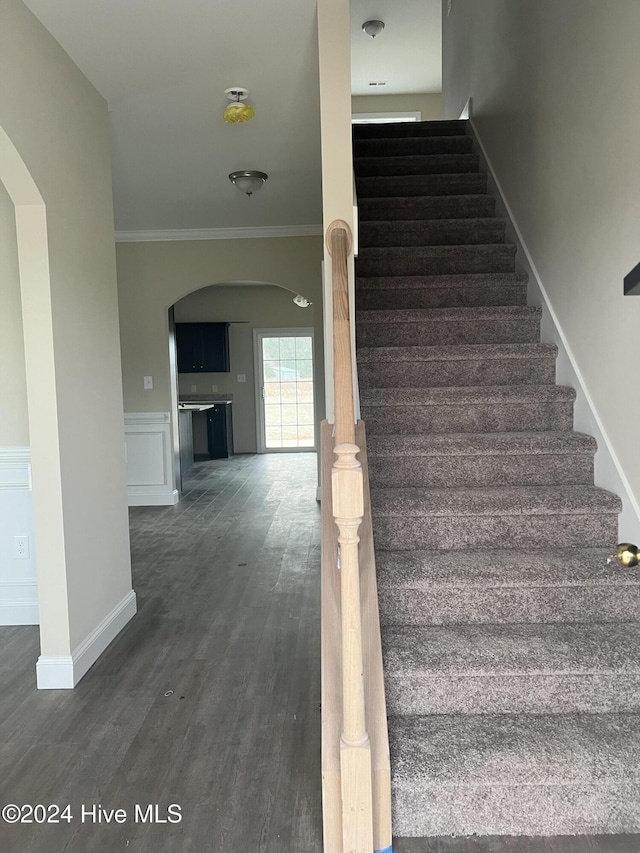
[237,374,246,383]
[191,385,197,392]
[211,384,218,392]
[143,376,153,390]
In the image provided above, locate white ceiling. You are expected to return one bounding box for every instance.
[351,0,442,96]
[22,0,441,234]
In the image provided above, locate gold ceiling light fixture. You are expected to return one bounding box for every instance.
[362,19,385,38]
[223,87,255,124]
[228,170,268,196]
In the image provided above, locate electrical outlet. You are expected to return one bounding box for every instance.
[211,384,218,392]
[14,535,29,559]
[143,375,153,390]
[237,374,246,383]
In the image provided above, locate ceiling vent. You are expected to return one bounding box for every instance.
[368,81,387,87]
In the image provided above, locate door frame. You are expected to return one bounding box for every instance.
[253,327,316,453]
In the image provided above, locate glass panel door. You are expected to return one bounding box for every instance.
[256,330,315,451]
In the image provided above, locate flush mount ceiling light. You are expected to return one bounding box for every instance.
[293,294,312,308]
[223,87,255,124]
[362,19,385,38]
[228,170,268,196]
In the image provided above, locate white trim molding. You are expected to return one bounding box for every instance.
[124,413,178,506]
[115,224,323,243]
[469,116,640,542]
[0,447,38,625]
[36,590,137,689]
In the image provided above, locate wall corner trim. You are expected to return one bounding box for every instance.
[115,224,323,243]
[469,118,640,541]
[36,589,137,689]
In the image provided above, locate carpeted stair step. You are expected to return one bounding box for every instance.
[358,194,496,221]
[383,622,640,716]
[354,153,480,177]
[358,343,556,388]
[358,217,506,248]
[356,243,515,277]
[360,385,576,435]
[370,484,621,550]
[366,431,594,487]
[357,172,486,199]
[389,712,640,836]
[356,272,528,310]
[376,547,640,626]
[354,135,473,158]
[353,120,468,139]
[357,304,538,347]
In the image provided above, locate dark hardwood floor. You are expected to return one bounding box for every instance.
[1,452,639,852]
[0,453,322,852]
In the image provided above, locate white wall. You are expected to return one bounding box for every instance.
[442,0,640,538]
[352,93,442,120]
[175,284,320,453]
[0,0,134,683]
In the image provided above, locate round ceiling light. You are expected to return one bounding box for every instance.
[362,20,385,38]
[228,170,268,196]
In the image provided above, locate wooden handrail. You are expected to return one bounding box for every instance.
[321,219,391,853]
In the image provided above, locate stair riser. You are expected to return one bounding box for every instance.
[359,196,496,221]
[355,154,480,177]
[372,512,618,550]
[368,452,593,488]
[357,173,486,198]
[361,401,574,435]
[357,283,528,309]
[392,783,640,837]
[378,586,640,626]
[385,673,640,717]
[359,356,555,388]
[357,318,539,347]
[353,121,467,139]
[354,136,473,157]
[359,219,505,248]
[356,247,515,277]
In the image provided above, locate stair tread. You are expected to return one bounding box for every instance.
[357,272,528,290]
[370,484,622,516]
[358,242,515,258]
[360,384,575,406]
[353,120,468,138]
[357,304,539,324]
[390,712,640,785]
[366,430,596,456]
[358,342,556,362]
[375,547,635,589]
[383,622,640,675]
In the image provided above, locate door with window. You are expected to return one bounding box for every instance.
[254,329,315,452]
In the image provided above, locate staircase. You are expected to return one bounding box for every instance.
[354,119,640,837]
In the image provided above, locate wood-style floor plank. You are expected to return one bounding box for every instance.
[0,453,322,853]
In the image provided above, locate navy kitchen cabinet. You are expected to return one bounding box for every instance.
[176,323,230,373]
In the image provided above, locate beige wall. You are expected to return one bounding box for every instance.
[0,0,133,660]
[0,180,28,446]
[116,236,324,446]
[443,0,640,527]
[352,93,442,121]
[175,285,320,453]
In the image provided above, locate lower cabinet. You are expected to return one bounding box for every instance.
[206,403,234,459]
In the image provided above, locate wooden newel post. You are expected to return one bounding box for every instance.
[332,442,373,853]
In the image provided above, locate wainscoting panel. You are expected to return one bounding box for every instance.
[0,447,38,625]
[124,413,178,506]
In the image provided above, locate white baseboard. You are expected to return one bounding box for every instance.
[469,117,640,542]
[36,590,137,689]
[0,447,38,625]
[124,413,178,506]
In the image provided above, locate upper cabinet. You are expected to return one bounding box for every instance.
[176,322,230,373]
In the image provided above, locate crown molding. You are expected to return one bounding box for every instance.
[115,224,323,243]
